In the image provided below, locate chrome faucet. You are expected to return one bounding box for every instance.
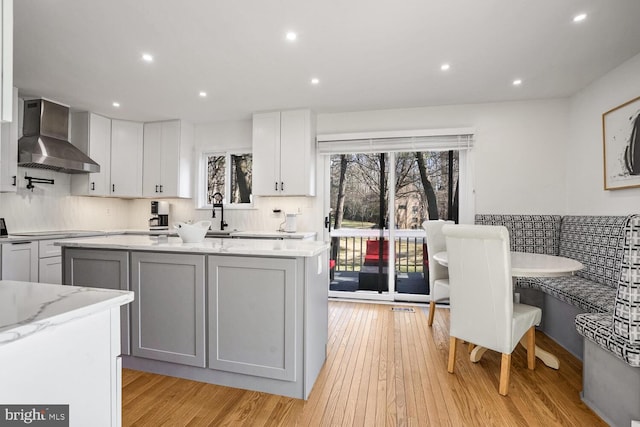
[211,192,228,231]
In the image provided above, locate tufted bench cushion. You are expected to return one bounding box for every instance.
[575,312,640,367]
[532,276,617,313]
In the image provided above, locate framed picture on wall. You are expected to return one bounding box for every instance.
[603,95,640,190]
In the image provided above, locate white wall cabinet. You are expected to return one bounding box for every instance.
[0,87,18,192]
[0,0,13,123]
[1,241,38,282]
[70,112,112,196]
[252,109,316,196]
[111,119,143,197]
[142,120,193,198]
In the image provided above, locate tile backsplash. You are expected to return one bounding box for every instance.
[0,167,322,236]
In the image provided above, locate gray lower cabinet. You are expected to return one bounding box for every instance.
[131,252,206,367]
[208,255,297,381]
[63,248,131,355]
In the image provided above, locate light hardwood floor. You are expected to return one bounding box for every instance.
[122,301,606,426]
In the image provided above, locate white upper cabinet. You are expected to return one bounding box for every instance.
[111,120,143,198]
[70,112,112,196]
[0,0,13,123]
[142,120,193,198]
[252,109,316,196]
[0,87,18,192]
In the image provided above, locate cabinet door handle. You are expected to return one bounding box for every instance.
[112,184,115,193]
[91,182,95,191]
[11,241,32,245]
[159,185,163,193]
[155,185,159,193]
[12,176,16,186]
[275,182,278,191]
[281,182,284,191]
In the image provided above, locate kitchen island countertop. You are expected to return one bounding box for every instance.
[56,234,329,257]
[0,280,133,345]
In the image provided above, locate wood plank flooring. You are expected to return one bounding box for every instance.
[122,301,606,426]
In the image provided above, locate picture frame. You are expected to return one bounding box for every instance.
[602,95,640,190]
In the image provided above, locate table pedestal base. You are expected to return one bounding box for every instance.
[469,340,560,370]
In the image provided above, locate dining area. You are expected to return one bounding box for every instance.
[423,213,640,427]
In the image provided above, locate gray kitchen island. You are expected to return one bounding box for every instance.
[58,235,330,400]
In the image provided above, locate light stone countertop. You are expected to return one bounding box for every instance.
[56,234,329,257]
[0,280,134,346]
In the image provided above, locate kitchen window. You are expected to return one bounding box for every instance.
[199,151,253,208]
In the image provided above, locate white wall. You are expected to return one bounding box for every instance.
[566,53,640,214]
[318,99,570,217]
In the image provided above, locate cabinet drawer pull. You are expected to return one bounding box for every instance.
[11,241,33,245]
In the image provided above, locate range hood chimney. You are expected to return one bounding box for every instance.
[18,99,100,174]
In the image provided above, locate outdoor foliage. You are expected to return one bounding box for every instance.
[330,151,458,229]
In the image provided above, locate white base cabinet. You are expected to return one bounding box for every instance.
[1,241,38,281]
[0,306,123,427]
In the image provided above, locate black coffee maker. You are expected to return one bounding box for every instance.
[149,201,169,230]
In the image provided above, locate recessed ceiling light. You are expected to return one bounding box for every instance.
[310,78,320,85]
[573,13,587,23]
[199,91,207,98]
[142,53,153,62]
[512,79,522,86]
[441,63,451,71]
[286,31,297,41]
[112,102,120,108]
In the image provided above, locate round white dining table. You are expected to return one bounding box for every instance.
[432,251,584,369]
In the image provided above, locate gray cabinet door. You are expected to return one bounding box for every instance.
[63,248,131,355]
[208,255,297,381]
[131,252,206,367]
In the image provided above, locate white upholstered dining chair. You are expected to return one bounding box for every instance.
[423,220,453,326]
[442,224,542,396]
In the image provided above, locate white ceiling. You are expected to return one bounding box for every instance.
[13,0,640,124]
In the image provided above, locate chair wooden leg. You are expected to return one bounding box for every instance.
[526,326,536,370]
[448,336,457,373]
[427,301,436,326]
[499,353,511,396]
[467,343,475,353]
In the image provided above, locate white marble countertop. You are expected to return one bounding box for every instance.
[0,229,318,242]
[0,280,134,346]
[231,230,316,239]
[57,235,329,257]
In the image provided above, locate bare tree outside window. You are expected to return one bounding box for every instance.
[206,152,253,204]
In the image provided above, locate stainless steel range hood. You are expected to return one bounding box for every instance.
[18,99,100,174]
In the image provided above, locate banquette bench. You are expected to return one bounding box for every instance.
[475,214,639,427]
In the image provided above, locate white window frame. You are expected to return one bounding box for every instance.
[197,149,254,210]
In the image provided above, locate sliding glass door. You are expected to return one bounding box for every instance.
[327,150,459,302]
